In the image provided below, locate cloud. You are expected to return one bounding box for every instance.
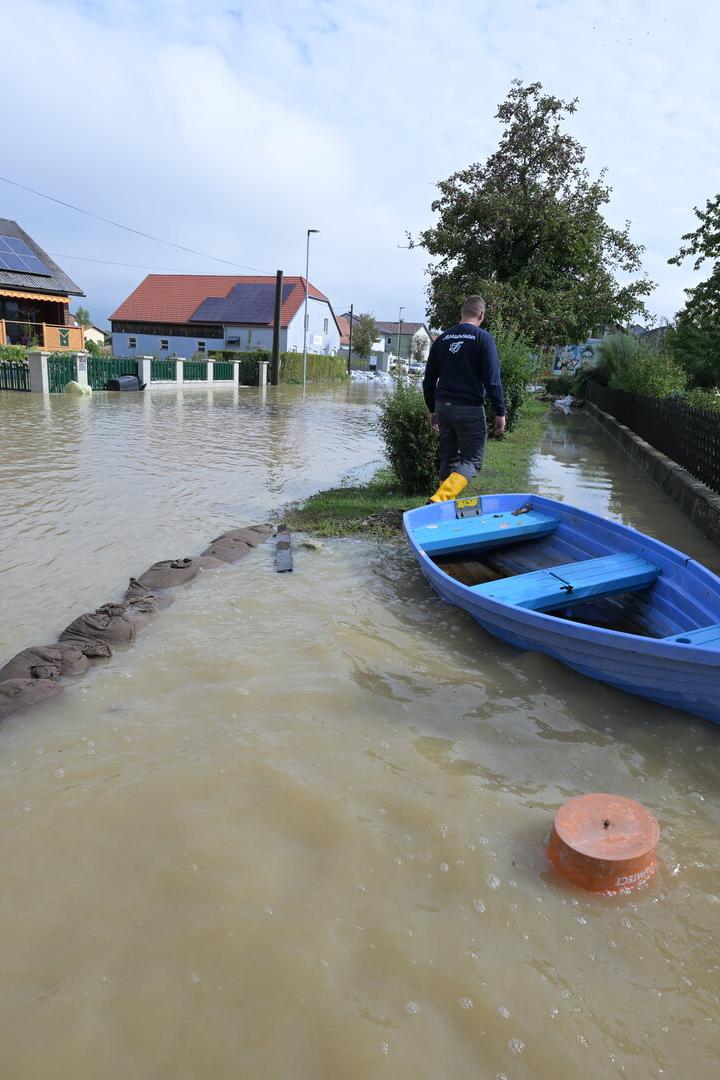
[1,0,718,327]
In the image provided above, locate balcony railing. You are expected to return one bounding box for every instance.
[0,320,85,350]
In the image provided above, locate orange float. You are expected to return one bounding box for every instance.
[547,793,659,894]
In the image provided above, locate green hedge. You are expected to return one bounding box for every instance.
[210,349,348,385]
[0,344,28,362]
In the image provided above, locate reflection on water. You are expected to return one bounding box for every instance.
[530,410,720,572]
[0,392,718,1079]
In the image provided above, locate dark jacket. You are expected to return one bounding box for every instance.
[422,323,505,416]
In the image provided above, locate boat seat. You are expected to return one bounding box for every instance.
[665,623,720,648]
[416,509,558,556]
[471,553,660,612]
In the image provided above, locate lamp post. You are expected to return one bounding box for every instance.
[302,228,319,390]
[396,305,404,369]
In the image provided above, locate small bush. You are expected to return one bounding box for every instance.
[684,386,720,413]
[484,324,538,435]
[375,377,438,495]
[598,332,686,398]
[569,365,599,398]
[0,344,27,363]
[544,373,573,396]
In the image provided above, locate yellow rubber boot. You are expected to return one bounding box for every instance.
[428,471,469,503]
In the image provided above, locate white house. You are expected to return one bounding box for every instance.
[110,275,341,357]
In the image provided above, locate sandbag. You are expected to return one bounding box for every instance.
[60,602,148,645]
[201,539,252,563]
[194,555,228,569]
[211,525,272,547]
[136,558,199,590]
[0,644,92,683]
[0,678,63,721]
[58,638,112,660]
[125,578,174,609]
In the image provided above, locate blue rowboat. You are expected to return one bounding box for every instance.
[403,493,720,726]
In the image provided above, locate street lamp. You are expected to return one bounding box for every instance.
[397,305,404,367]
[302,228,320,390]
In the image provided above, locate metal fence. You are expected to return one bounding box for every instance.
[88,357,139,390]
[47,354,76,393]
[0,361,30,391]
[151,358,177,381]
[184,360,208,381]
[588,383,720,495]
[213,361,234,381]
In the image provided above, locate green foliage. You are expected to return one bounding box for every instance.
[74,306,92,328]
[85,339,102,356]
[211,349,348,385]
[568,365,599,398]
[545,373,573,395]
[684,386,720,413]
[375,377,438,495]
[485,324,539,434]
[0,344,27,363]
[668,192,720,388]
[351,313,378,358]
[597,332,686,397]
[413,80,652,348]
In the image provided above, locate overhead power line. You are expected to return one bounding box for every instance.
[49,252,195,272]
[0,174,267,272]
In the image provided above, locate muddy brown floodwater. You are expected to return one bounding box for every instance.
[0,389,718,1079]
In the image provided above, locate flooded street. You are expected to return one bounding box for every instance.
[0,391,718,1079]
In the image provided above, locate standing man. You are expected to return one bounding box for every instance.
[422,295,506,503]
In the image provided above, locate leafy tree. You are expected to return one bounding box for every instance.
[667,193,720,387]
[411,335,428,363]
[85,338,102,356]
[413,80,653,349]
[74,306,92,327]
[351,313,379,358]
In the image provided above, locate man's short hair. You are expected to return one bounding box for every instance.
[461,295,486,319]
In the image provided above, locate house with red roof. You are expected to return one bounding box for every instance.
[110,275,341,358]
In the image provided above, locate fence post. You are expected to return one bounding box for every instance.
[232,360,240,385]
[137,355,152,387]
[257,360,269,387]
[207,359,214,384]
[176,358,185,385]
[27,350,50,394]
[73,350,90,387]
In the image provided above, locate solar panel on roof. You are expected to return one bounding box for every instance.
[0,234,52,276]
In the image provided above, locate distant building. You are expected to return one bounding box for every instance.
[376,321,432,361]
[110,275,341,357]
[0,218,85,350]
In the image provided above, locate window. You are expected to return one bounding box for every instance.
[323,318,328,333]
[197,341,206,353]
[160,339,169,351]
[128,337,137,349]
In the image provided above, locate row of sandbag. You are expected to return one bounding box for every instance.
[0,525,272,722]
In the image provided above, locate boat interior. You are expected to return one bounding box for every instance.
[413,504,720,646]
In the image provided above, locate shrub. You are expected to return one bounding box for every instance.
[484,324,538,435]
[597,332,686,398]
[375,377,438,495]
[211,349,348,385]
[667,319,720,388]
[544,373,573,396]
[0,344,27,363]
[569,365,600,398]
[684,386,720,413]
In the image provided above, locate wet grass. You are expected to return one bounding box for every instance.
[284,398,550,539]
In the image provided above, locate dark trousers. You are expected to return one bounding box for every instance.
[436,401,487,481]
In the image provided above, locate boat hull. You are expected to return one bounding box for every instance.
[404,494,720,726]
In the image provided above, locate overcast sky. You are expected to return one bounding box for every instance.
[1,0,718,330]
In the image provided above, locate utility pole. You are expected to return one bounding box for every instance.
[302,228,319,390]
[271,269,283,386]
[397,305,405,368]
[347,303,353,376]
